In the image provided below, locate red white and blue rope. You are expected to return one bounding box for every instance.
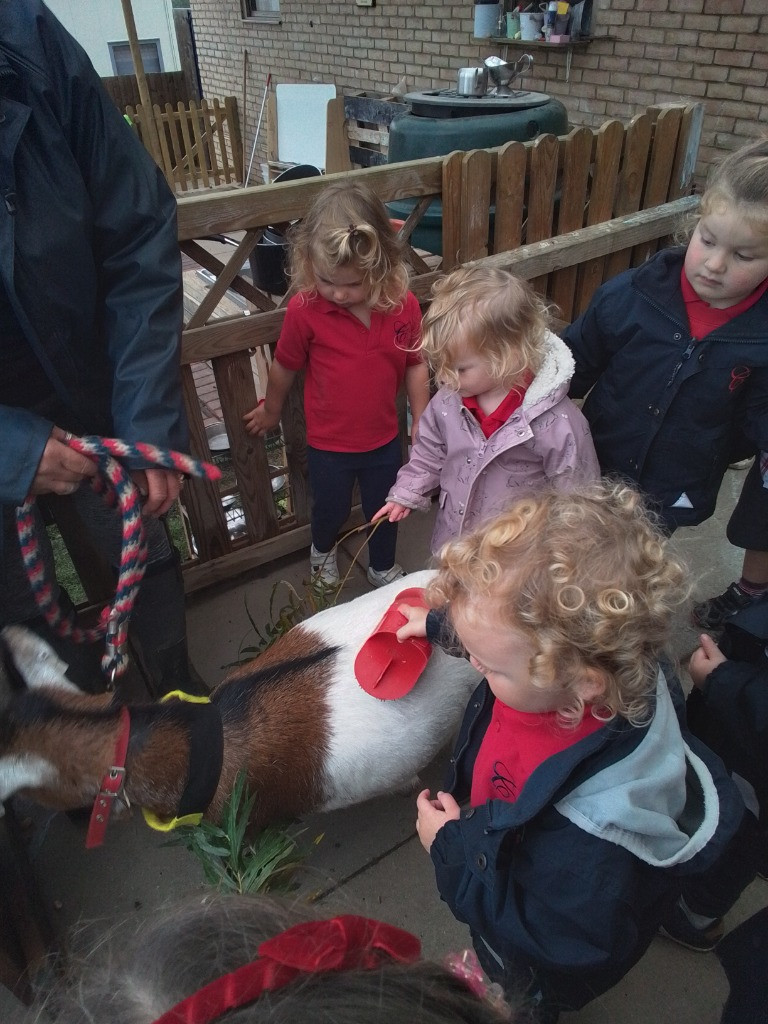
[16,436,220,678]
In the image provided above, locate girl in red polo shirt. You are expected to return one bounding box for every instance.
[244,181,429,588]
[374,265,599,556]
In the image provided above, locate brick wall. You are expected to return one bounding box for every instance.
[188,0,767,180]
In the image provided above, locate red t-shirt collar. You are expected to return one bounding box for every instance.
[681,268,768,339]
[462,372,533,439]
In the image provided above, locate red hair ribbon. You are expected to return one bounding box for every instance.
[151,915,422,1024]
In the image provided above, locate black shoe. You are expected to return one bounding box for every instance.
[692,582,763,631]
[659,902,724,952]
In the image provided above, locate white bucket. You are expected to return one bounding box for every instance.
[519,12,544,40]
[473,2,501,38]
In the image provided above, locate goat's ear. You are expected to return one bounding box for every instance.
[0,625,78,694]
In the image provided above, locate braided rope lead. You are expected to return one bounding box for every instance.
[16,436,221,679]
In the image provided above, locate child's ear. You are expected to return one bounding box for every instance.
[575,668,608,706]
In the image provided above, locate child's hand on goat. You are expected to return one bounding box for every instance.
[396,603,428,642]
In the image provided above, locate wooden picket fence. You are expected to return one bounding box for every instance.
[167,101,703,592]
[127,97,243,193]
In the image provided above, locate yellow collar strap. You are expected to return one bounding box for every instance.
[141,689,222,833]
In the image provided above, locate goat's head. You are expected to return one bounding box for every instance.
[0,626,114,811]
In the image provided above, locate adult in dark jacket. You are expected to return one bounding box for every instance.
[0,0,200,693]
[563,246,768,531]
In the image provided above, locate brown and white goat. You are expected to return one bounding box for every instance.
[0,571,480,831]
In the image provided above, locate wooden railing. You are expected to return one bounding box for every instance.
[169,102,703,591]
[128,97,243,194]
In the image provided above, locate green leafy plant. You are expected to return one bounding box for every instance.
[167,771,312,894]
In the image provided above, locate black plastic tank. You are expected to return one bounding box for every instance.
[388,89,568,255]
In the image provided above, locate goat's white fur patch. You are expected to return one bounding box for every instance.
[1,625,79,692]
[303,569,480,810]
[0,753,59,804]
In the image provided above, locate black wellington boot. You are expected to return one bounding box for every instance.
[129,549,209,700]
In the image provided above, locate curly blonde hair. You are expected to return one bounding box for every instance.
[426,482,688,727]
[420,266,551,390]
[677,134,768,244]
[288,180,410,312]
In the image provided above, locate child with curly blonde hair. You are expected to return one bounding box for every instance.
[397,483,745,1022]
[244,181,429,588]
[374,266,598,554]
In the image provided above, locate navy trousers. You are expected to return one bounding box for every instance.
[306,438,401,572]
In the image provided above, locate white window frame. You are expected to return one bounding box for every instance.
[241,0,281,25]
[108,39,164,77]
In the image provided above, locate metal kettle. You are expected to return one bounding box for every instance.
[456,66,488,97]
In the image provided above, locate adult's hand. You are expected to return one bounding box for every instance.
[131,467,182,517]
[688,633,727,689]
[29,427,98,496]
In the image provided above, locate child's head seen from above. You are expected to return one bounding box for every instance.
[420,266,550,394]
[685,136,768,309]
[289,180,410,312]
[427,482,687,726]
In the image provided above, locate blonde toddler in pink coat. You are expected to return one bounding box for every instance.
[374,266,600,555]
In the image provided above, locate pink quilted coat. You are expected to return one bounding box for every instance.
[389,332,600,554]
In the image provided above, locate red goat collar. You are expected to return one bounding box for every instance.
[85,705,131,849]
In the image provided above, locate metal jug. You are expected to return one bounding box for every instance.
[456,66,488,97]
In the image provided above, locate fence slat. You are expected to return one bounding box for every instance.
[212,352,279,543]
[573,118,625,318]
[177,100,200,190]
[492,140,526,255]
[603,111,652,281]
[527,134,560,294]
[631,106,683,266]
[549,127,594,322]
[182,365,231,561]
[225,96,244,185]
[441,152,464,272]
[212,99,231,184]
[460,149,493,263]
[189,100,211,189]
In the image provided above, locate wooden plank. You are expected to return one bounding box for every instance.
[180,238,277,314]
[165,102,187,192]
[441,151,464,272]
[527,134,560,294]
[186,230,262,328]
[603,110,652,281]
[201,99,221,184]
[666,102,704,200]
[212,99,231,184]
[225,95,243,185]
[573,118,625,318]
[631,105,683,266]
[549,127,593,322]
[212,352,280,543]
[176,158,445,239]
[177,100,200,190]
[325,96,352,175]
[189,100,211,189]
[181,508,368,593]
[492,140,526,255]
[281,373,311,526]
[153,103,175,186]
[181,364,231,561]
[460,149,493,263]
[480,196,699,279]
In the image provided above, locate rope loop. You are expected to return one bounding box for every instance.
[16,435,221,679]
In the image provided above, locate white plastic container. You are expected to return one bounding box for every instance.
[474,1,501,38]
